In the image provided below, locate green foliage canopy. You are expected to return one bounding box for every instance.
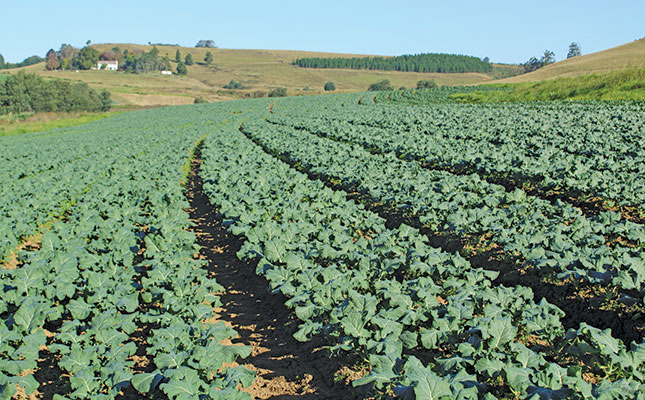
[224,79,244,89]
[567,42,582,59]
[324,81,336,91]
[0,72,111,114]
[268,87,287,97]
[204,51,213,65]
[196,40,217,48]
[72,46,100,70]
[293,53,493,73]
[176,62,187,75]
[122,48,170,73]
[523,50,556,73]
[0,54,44,70]
[368,79,393,91]
[416,79,437,89]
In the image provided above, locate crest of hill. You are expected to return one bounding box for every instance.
[496,39,645,83]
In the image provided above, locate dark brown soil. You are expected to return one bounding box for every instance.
[243,128,645,345]
[184,145,362,399]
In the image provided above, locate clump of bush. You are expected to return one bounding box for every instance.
[368,79,393,91]
[417,79,438,89]
[0,72,111,114]
[268,87,287,97]
[324,81,336,91]
[176,62,187,76]
[224,79,244,89]
[251,91,266,98]
[194,97,208,104]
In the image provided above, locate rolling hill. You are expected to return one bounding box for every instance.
[7,40,643,107]
[497,39,645,83]
[8,43,517,107]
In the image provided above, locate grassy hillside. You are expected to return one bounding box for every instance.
[0,111,122,136]
[497,39,645,83]
[7,44,507,107]
[453,68,645,102]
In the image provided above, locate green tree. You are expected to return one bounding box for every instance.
[224,79,244,89]
[45,49,59,71]
[368,79,393,91]
[523,57,541,73]
[541,49,555,65]
[175,49,181,63]
[176,62,187,75]
[323,81,336,91]
[59,43,77,62]
[0,53,5,69]
[99,90,112,111]
[72,46,100,70]
[160,56,172,71]
[0,71,111,114]
[567,42,581,59]
[292,53,492,73]
[523,50,556,73]
[204,51,213,65]
[268,87,287,97]
[416,79,437,89]
[185,53,193,65]
[196,40,216,48]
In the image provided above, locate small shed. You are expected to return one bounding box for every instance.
[97,60,118,71]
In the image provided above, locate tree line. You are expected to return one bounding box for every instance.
[0,72,111,114]
[522,42,581,73]
[292,53,492,73]
[0,54,44,70]
[43,43,220,76]
[44,44,173,74]
[45,44,103,70]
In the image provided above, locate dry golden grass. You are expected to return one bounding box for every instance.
[111,93,196,106]
[13,41,640,104]
[497,39,645,83]
[7,43,500,105]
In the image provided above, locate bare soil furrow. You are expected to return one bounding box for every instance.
[185,144,361,400]
[241,126,645,345]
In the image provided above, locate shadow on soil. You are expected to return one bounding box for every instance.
[242,126,645,346]
[185,146,363,400]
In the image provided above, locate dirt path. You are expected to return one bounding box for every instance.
[185,146,362,400]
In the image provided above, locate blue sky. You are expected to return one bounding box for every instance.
[2,0,643,64]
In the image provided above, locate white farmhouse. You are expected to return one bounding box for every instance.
[97,60,118,71]
[161,70,173,75]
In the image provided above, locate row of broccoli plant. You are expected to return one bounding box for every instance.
[0,105,257,399]
[242,115,645,300]
[198,114,645,399]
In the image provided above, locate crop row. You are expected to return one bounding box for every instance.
[198,107,645,398]
[0,105,260,399]
[273,94,645,217]
[372,87,499,105]
[242,113,645,301]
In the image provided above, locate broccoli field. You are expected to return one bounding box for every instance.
[1,89,644,399]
